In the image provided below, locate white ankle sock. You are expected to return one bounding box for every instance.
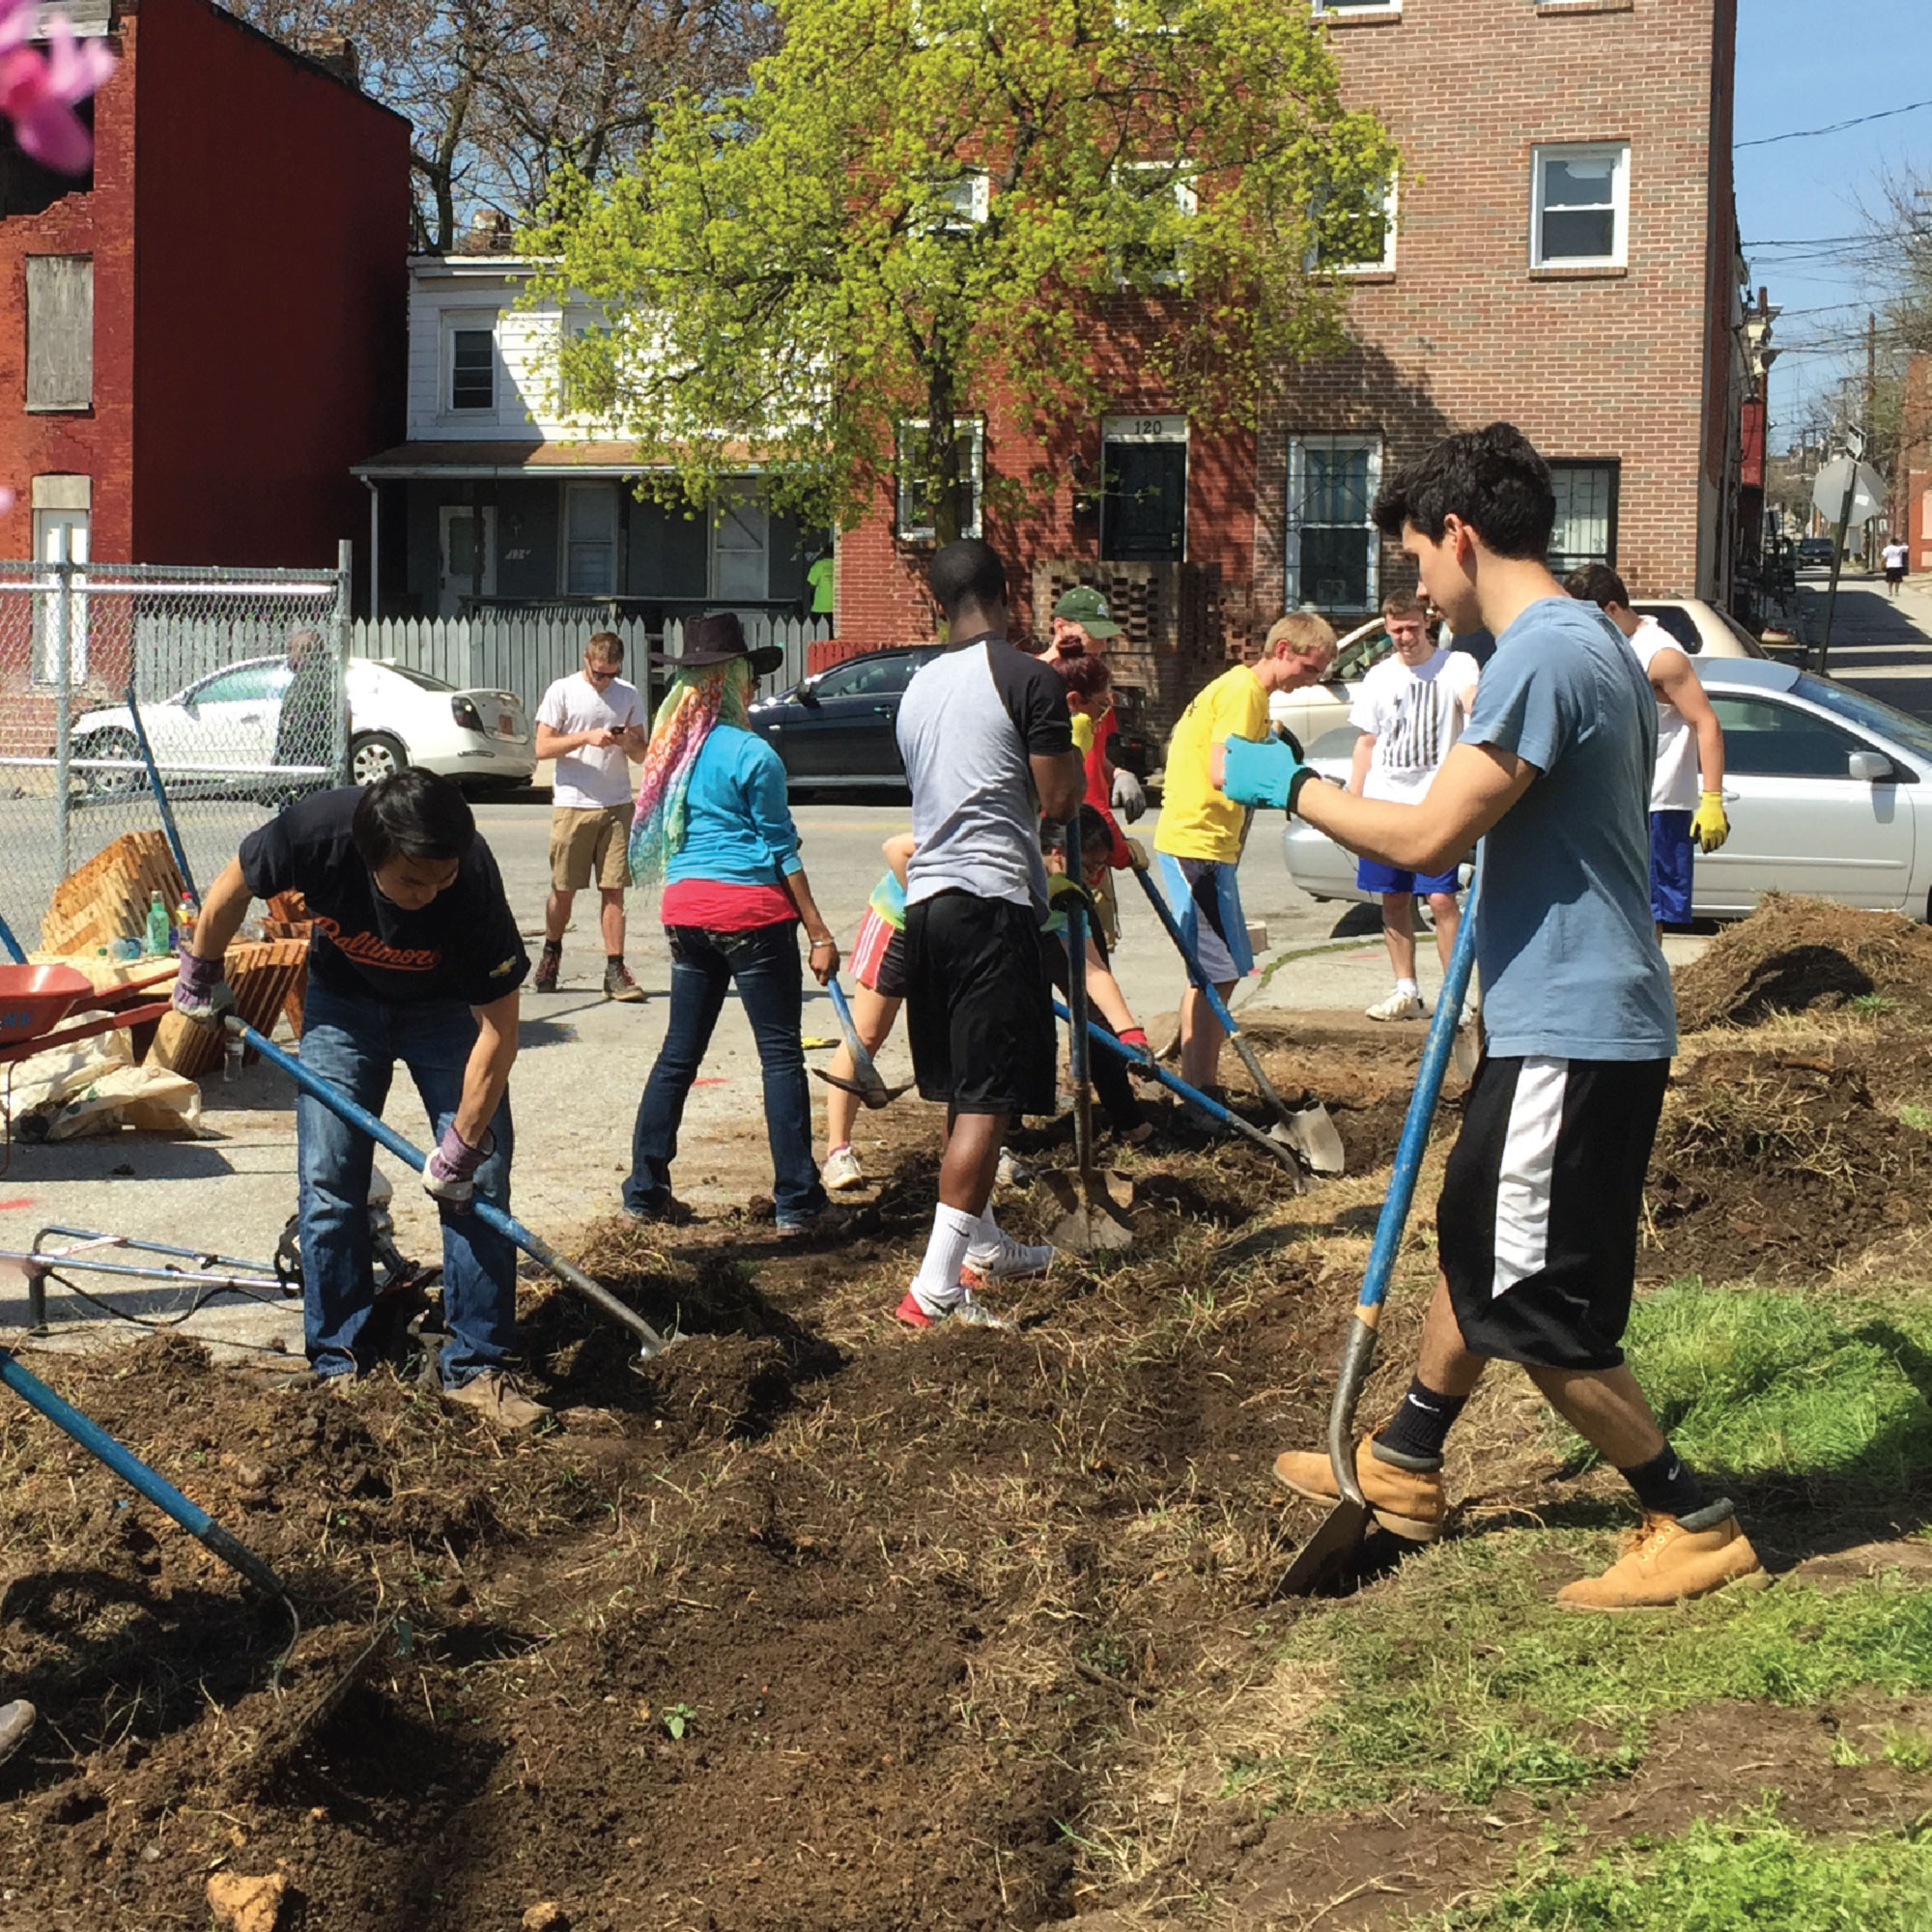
[967,1204,1003,1263]
[914,1205,980,1312]
[1394,978,1419,998]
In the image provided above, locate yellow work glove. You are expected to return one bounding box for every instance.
[1690,790,1729,854]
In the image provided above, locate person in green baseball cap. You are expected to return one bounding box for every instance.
[1051,584,1122,650]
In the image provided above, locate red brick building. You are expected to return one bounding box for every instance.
[0,0,410,581]
[832,0,1753,723]
[1900,353,1932,578]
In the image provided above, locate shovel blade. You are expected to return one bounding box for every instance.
[1276,1497,1373,1597]
[1269,1099,1347,1177]
[1042,1169,1135,1255]
[810,1066,909,1110]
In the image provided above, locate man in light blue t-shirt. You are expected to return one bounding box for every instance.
[1220,422,1761,1612]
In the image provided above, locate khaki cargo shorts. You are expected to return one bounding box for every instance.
[550,804,633,891]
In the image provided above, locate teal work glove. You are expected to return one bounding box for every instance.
[1221,734,1320,815]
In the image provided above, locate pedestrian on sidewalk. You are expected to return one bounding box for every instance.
[1348,590,1481,1022]
[1222,422,1761,1608]
[173,770,546,1428]
[894,538,1085,1329]
[1883,535,1910,598]
[1153,612,1336,1094]
[621,615,842,1236]
[532,632,649,1002]
[1566,566,1728,934]
[821,832,916,1193]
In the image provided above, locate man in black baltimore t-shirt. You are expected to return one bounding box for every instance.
[174,771,540,1426]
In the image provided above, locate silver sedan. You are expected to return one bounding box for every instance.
[1282,659,1932,922]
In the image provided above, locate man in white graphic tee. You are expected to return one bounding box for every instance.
[533,631,649,1000]
[1883,535,1911,598]
[1348,591,1481,1021]
[1567,568,1727,934]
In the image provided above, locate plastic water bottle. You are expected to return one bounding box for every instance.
[145,891,169,958]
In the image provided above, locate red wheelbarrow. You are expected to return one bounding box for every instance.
[0,963,176,1065]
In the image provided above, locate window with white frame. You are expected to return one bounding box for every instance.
[1313,0,1401,16]
[895,418,983,542]
[921,169,989,235]
[1111,161,1197,287]
[1547,461,1619,577]
[444,314,499,413]
[1286,435,1381,612]
[1312,174,1397,273]
[1530,143,1629,268]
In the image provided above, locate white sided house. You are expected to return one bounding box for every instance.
[352,223,825,622]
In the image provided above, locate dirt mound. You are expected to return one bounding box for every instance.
[1644,1049,1930,1283]
[1674,895,1932,1032]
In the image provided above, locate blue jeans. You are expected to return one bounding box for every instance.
[625,923,826,1227]
[297,978,517,1386]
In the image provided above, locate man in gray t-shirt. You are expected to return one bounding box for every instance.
[891,540,1085,1332]
[1222,423,1760,1612]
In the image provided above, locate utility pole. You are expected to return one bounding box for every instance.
[1865,312,1878,569]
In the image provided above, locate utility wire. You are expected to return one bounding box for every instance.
[1737,97,1932,149]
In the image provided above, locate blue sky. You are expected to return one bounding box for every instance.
[1735,0,1929,446]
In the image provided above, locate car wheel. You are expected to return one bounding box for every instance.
[349,730,409,787]
[77,728,143,799]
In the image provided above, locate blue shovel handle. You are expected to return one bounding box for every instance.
[226,1018,669,1360]
[1326,886,1481,1508]
[124,685,199,908]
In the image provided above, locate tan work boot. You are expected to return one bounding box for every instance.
[1555,1503,1764,1610]
[1271,1434,1447,1543]
[444,1370,551,1431]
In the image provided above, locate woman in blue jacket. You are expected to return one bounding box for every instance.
[622,615,841,1233]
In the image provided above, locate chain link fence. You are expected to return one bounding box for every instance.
[0,550,351,949]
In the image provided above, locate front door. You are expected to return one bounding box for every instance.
[439,505,497,616]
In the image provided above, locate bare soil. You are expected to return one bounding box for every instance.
[0,1001,1928,1928]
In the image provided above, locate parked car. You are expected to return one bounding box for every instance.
[749,645,942,788]
[1268,597,1766,748]
[1284,659,1932,921]
[1796,535,1837,570]
[70,656,535,797]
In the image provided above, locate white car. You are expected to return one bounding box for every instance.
[70,657,535,795]
[1284,660,1932,922]
[1268,598,1766,749]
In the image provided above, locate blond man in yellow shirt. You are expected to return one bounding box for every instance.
[1154,612,1337,1090]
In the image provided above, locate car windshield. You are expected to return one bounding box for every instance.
[379,664,456,694]
[1790,673,1932,765]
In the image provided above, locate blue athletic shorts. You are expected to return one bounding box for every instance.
[1356,856,1463,897]
[1156,851,1253,984]
[1649,810,1693,926]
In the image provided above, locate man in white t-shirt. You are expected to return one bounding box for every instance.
[1348,591,1481,1021]
[1567,567,1728,932]
[533,631,648,1000]
[1884,536,1911,598]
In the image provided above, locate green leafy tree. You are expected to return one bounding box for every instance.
[532,0,1397,545]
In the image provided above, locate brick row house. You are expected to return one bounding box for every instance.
[828,0,1757,724]
[0,0,409,742]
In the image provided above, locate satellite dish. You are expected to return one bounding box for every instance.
[1812,456,1888,528]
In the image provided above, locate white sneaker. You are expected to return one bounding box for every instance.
[965,1232,1055,1280]
[1366,989,1427,1023]
[996,1149,1034,1188]
[823,1145,865,1192]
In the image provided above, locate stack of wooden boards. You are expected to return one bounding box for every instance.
[35,833,311,1081]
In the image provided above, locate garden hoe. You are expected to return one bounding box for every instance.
[1279,895,1480,1596]
[1128,861,1346,1178]
[1043,896,1134,1255]
[227,1018,672,1370]
[810,978,912,1109]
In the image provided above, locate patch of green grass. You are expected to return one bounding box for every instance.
[1896,1102,1932,1133]
[1851,991,1899,1016]
[1606,1287,1932,1489]
[1233,1538,1932,1810]
[1435,1808,1932,1928]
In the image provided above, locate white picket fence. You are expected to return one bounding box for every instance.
[348,611,830,706]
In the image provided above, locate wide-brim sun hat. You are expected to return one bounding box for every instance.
[650,611,784,676]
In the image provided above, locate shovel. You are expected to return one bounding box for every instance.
[1042,898,1134,1254]
[810,979,912,1109]
[227,1018,671,1369]
[1051,998,1307,1180]
[1127,862,1345,1177]
[1279,891,1480,1596]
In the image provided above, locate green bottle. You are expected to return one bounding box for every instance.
[145,891,169,957]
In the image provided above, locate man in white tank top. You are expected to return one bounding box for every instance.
[1567,566,1727,932]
